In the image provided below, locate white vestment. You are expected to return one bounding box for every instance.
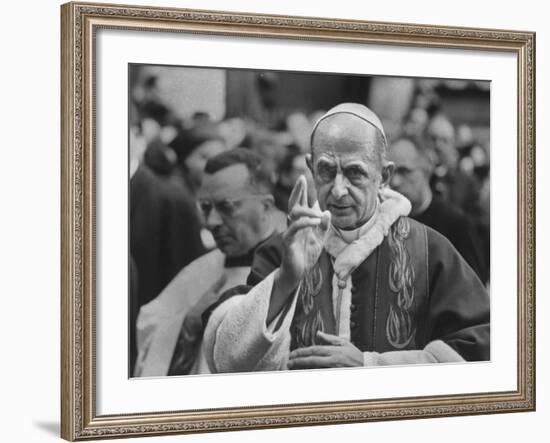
[134,249,250,377]
[202,189,464,373]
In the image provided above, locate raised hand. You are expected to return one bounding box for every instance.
[282,176,330,285]
[267,176,330,324]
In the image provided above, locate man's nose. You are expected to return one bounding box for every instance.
[331,173,349,199]
[205,207,223,228]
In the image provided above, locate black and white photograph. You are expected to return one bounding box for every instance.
[55,1,536,440]
[129,64,491,378]
[2,0,546,441]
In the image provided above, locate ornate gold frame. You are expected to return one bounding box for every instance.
[61,1,536,440]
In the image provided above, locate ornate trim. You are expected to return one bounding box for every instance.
[61,2,536,440]
[386,218,415,349]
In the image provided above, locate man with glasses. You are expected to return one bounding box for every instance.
[134,148,281,376]
[202,103,489,373]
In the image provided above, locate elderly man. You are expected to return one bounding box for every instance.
[134,148,281,376]
[388,136,488,284]
[202,103,489,373]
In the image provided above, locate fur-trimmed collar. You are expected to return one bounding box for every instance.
[324,188,411,285]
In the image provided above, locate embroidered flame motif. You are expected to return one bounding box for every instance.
[297,309,325,347]
[292,260,325,349]
[300,262,323,314]
[386,217,416,349]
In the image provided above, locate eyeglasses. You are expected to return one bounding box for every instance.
[198,195,269,219]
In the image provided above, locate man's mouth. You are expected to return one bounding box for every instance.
[328,203,353,214]
[213,233,233,245]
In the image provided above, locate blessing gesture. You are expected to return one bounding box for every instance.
[267,176,330,323]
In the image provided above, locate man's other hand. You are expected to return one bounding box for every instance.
[287,331,363,369]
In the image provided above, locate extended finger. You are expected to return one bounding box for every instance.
[284,217,321,240]
[288,175,307,210]
[288,345,334,359]
[287,356,334,370]
[288,206,323,222]
[299,176,308,206]
[319,211,331,231]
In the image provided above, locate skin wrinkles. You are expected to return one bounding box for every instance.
[306,113,393,230]
[198,163,273,257]
[268,109,394,369]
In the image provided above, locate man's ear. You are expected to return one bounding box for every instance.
[306,153,313,174]
[380,161,395,187]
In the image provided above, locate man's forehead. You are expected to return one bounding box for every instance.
[312,125,379,166]
[312,114,382,157]
[313,113,380,140]
[315,151,372,166]
[198,163,251,198]
[311,103,386,143]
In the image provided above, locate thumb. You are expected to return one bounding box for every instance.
[317,331,345,346]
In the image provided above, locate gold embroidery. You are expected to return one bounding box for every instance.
[293,261,324,349]
[386,217,416,349]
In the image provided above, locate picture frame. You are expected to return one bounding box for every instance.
[60,1,536,440]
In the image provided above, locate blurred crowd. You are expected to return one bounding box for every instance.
[129,70,490,373]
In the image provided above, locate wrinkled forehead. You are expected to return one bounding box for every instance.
[311,114,383,166]
[198,163,252,200]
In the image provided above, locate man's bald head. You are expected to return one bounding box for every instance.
[310,113,387,171]
[310,103,388,171]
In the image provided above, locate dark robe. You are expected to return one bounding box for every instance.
[130,164,206,309]
[431,167,479,220]
[168,232,281,375]
[129,255,139,375]
[205,217,490,362]
[413,197,488,284]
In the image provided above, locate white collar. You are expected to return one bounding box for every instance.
[330,199,380,244]
[323,188,411,282]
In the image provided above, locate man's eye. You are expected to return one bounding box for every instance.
[345,166,367,181]
[199,202,212,215]
[316,163,336,180]
[216,201,234,215]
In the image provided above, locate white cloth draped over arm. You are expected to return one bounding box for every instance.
[203,270,299,373]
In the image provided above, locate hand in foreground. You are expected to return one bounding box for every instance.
[278,175,330,293]
[268,176,330,324]
[287,331,364,370]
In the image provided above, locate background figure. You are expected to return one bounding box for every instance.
[134,149,281,376]
[274,146,316,212]
[388,136,488,284]
[130,160,206,310]
[128,65,491,373]
[168,121,227,195]
[129,255,139,373]
[425,114,480,220]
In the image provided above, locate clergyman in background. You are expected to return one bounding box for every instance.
[134,148,282,376]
